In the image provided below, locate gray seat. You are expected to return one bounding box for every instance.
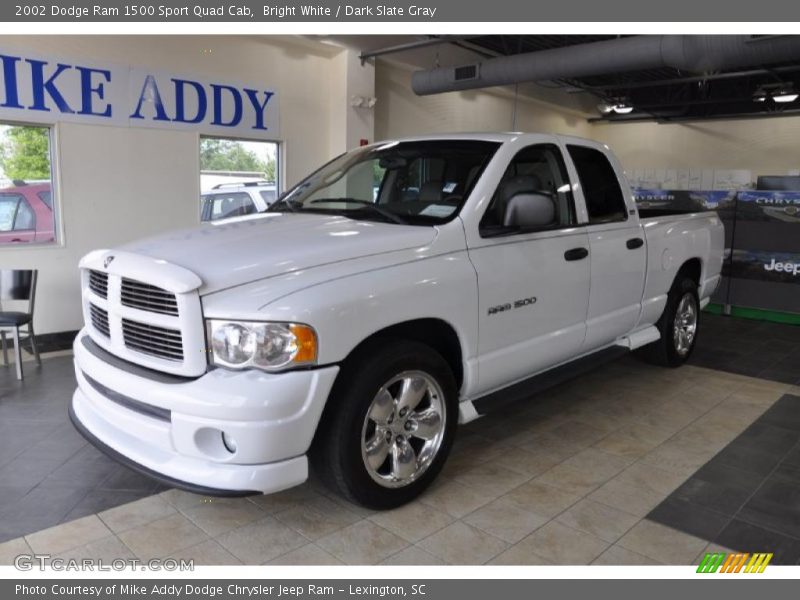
[494,174,543,224]
[0,269,41,380]
[419,180,443,203]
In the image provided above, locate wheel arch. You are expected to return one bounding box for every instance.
[339,318,465,391]
[674,256,702,288]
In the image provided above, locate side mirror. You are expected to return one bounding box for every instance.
[504,192,556,229]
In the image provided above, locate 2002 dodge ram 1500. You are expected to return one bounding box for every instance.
[71,133,724,508]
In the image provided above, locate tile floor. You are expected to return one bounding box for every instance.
[0,315,798,565]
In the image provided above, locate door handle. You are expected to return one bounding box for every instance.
[626,237,644,250]
[564,247,589,261]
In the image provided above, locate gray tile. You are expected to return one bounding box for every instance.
[715,519,800,565]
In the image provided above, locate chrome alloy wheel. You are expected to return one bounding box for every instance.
[360,370,446,488]
[673,292,698,356]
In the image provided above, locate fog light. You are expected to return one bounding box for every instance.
[221,432,237,454]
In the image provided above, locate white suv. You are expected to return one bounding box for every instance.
[200,181,278,224]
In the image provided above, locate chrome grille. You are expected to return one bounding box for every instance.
[121,278,178,316]
[122,318,184,362]
[88,270,108,298]
[89,304,110,337]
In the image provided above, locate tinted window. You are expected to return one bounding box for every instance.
[14,198,35,230]
[567,145,627,224]
[201,192,256,221]
[481,144,576,234]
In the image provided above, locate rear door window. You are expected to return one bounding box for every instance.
[567,145,627,224]
[14,198,35,230]
[37,190,53,209]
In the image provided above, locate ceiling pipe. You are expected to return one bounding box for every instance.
[411,35,800,96]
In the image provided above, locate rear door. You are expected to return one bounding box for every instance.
[468,141,590,395]
[566,143,646,350]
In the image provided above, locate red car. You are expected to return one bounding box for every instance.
[0,182,55,244]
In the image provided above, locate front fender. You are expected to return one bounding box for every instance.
[260,251,479,394]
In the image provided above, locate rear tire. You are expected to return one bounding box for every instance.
[638,276,700,368]
[310,340,458,509]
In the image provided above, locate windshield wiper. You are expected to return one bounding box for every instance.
[308,198,408,225]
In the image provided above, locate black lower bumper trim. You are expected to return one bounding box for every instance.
[68,402,259,498]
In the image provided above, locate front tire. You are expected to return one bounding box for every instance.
[638,276,700,367]
[311,340,458,509]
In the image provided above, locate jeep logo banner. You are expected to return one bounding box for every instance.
[0,49,279,138]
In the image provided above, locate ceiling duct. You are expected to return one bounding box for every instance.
[411,35,800,96]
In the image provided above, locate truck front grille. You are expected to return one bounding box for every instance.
[88,270,108,298]
[121,278,179,316]
[122,318,184,362]
[89,304,110,337]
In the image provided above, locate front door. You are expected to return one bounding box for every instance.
[468,143,590,396]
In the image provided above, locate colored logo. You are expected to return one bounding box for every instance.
[697,552,773,573]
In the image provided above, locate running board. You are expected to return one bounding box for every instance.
[471,345,629,416]
[616,325,660,350]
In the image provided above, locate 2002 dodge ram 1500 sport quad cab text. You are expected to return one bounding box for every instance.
[71,133,724,508]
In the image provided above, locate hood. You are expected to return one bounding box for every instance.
[121,213,438,294]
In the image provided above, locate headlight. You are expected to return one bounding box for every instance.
[206,320,318,371]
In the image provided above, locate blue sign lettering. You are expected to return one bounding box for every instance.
[172,78,207,124]
[130,74,171,121]
[210,84,242,127]
[244,89,274,130]
[0,54,23,109]
[77,66,112,117]
[27,59,74,113]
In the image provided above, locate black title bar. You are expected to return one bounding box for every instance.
[4,0,800,22]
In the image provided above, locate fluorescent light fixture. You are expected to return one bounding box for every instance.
[612,104,634,114]
[773,92,799,103]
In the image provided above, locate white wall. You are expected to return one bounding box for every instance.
[375,62,590,139]
[0,35,347,335]
[589,117,800,176]
[376,61,800,180]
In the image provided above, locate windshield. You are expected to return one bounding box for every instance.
[269,140,501,225]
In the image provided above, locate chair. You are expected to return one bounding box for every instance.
[0,269,41,380]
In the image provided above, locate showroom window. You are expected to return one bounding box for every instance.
[567,144,628,224]
[0,123,57,245]
[199,136,280,222]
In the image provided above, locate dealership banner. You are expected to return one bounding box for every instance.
[1,0,800,21]
[727,191,800,314]
[633,189,800,314]
[0,49,279,138]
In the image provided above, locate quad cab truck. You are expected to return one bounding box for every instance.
[71,133,724,508]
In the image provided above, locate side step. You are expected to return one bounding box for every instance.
[471,345,629,417]
[616,325,660,350]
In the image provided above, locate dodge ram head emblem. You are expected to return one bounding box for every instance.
[103,255,115,269]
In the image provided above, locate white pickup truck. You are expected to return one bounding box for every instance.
[71,133,724,508]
